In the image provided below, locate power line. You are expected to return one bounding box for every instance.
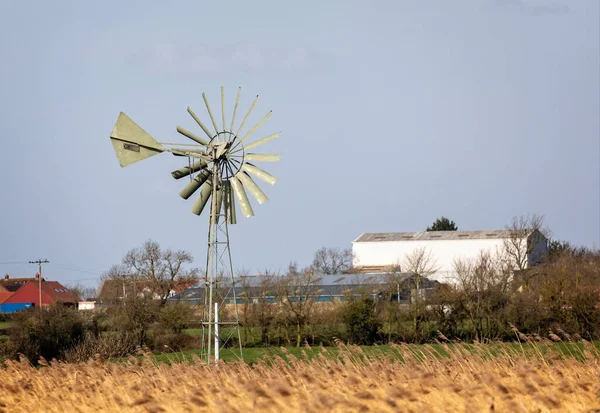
[50,263,103,276]
[1,260,104,284]
[62,277,103,283]
[0,261,103,275]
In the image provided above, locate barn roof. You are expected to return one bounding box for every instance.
[170,273,441,303]
[353,230,533,243]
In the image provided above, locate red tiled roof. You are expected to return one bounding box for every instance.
[0,278,41,292]
[4,280,79,305]
[98,278,196,300]
[0,291,13,304]
[43,281,80,303]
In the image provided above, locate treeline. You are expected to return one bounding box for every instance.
[0,244,597,364]
[237,245,600,346]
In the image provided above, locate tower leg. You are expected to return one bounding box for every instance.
[214,302,219,362]
[200,158,243,364]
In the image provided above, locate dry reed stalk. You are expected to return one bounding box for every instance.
[0,343,597,412]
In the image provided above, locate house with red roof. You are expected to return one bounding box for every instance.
[0,274,37,293]
[0,273,80,312]
[98,278,195,302]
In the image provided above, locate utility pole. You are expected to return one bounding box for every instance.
[29,259,49,309]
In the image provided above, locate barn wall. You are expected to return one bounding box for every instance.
[528,230,549,266]
[352,238,521,283]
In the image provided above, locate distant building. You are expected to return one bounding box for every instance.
[0,274,38,293]
[0,273,79,312]
[78,301,96,310]
[170,273,440,305]
[352,230,548,283]
[3,280,79,307]
[98,279,193,302]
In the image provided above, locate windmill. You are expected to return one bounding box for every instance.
[109,87,280,363]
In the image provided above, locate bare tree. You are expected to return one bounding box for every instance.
[240,270,278,346]
[452,252,512,340]
[105,240,200,305]
[100,264,134,300]
[101,264,130,281]
[380,263,407,341]
[381,262,404,302]
[503,214,551,272]
[403,247,439,337]
[311,247,353,275]
[66,283,98,301]
[275,263,322,347]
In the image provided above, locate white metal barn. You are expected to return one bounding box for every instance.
[352,230,548,283]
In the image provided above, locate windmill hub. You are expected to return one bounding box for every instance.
[210,142,230,159]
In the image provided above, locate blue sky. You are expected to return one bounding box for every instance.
[0,0,598,288]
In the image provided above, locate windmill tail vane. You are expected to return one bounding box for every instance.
[109,86,281,222]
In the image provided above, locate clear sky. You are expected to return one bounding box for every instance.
[0,0,598,288]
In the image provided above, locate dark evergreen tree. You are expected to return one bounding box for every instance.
[426,216,458,231]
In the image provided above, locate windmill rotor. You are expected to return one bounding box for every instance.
[110,86,280,221]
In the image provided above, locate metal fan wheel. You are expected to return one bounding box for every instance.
[109,86,280,221]
[209,131,245,181]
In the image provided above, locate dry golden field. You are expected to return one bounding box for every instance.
[0,343,598,413]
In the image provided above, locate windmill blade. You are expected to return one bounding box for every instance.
[223,180,237,224]
[191,181,212,215]
[208,185,224,224]
[241,163,278,185]
[240,111,272,143]
[171,160,208,179]
[202,93,219,136]
[237,172,268,204]
[176,126,208,146]
[221,86,227,132]
[243,133,280,151]
[187,107,214,140]
[235,95,258,136]
[110,112,165,167]
[179,170,211,200]
[230,176,254,218]
[245,154,280,162]
[230,87,241,132]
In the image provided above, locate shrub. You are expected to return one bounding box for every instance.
[157,302,196,334]
[153,333,198,352]
[63,331,140,363]
[5,305,85,363]
[105,297,159,347]
[341,299,381,345]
